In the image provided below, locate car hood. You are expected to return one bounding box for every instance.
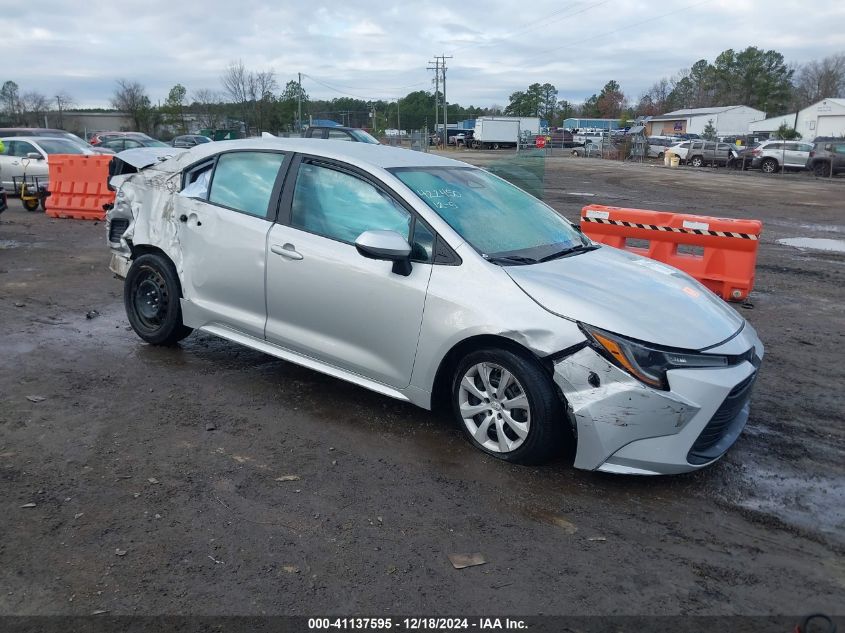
[504,246,744,350]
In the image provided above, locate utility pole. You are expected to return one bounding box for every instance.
[55,95,63,129]
[297,72,303,134]
[441,55,452,148]
[427,58,440,145]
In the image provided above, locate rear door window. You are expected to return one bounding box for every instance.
[327,130,353,141]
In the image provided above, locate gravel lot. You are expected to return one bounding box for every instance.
[0,155,843,616]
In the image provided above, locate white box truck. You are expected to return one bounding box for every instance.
[471,118,521,149]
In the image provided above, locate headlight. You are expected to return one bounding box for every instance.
[581,324,728,390]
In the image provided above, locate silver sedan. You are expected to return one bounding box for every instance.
[106,139,763,475]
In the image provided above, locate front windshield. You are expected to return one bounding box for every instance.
[392,167,587,262]
[37,139,86,155]
[350,129,380,144]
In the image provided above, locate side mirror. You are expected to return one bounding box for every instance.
[355,230,413,276]
[26,152,43,160]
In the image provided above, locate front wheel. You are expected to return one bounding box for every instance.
[690,155,704,168]
[451,349,564,464]
[124,253,193,345]
[23,198,40,212]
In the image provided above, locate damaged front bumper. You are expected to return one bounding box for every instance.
[553,327,762,475]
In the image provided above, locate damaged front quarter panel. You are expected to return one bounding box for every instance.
[107,168,184,278]
[553,346,697,471]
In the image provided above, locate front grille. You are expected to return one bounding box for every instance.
[109,218,130,242]
[687,371,756,465]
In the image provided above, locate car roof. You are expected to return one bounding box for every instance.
[0,128,68,136]
[0,136,74,143]
[145,138,466,174]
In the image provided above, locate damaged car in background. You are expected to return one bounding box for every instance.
[105,139,763,475]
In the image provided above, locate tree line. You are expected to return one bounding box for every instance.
[1,48,842,136]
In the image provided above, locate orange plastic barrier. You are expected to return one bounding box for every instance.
[46,154,115,220]
[580,204,762,302]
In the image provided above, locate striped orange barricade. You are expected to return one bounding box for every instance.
[580,204,762,302]
[46,154,115,220]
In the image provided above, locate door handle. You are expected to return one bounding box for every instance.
[271,243,303,260]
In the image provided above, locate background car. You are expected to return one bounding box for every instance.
[0,127,114,155]
[748,140,814,173]
[685,140,735,167]
[172,134,213,148]
[303,126,380,143]
[89,131,154,146]
[0,136,92,191]
[806,138,845,177]
[646,136,681,159]
[666,141,692,161]
[570,141,600,157]
[97,137,172,152]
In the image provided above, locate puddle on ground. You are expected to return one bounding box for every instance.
[0,240,23,249]
[777,237,845,253]
[733,464,845,542]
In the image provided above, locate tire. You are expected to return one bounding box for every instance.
[23,198,39,212]
[492,143,500,150]
[40,197,47,212]
[124,253,193,345]
[657,152,664,160]
[690,155,704,168]
[451,348,564,465]
[761,158,778,174]
[813,162,831,177]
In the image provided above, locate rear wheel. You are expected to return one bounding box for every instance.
[657,152,664,160]
[761,158,779,174]
[813,161,831,177]
[23,198,39,212]
[690,155,704,168]
[124,253,193,345]
[451,348,564,464]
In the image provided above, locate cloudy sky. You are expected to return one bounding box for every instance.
[4,0,844,109]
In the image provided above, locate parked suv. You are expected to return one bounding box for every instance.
[748,140,814,173]
[303,126,380,144]
[805,139,845,177]
[685,141,735,167]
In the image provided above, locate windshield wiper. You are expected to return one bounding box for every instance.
[484,254,538,266]
[537,243,600,263]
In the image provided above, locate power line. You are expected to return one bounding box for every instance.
[517,0,711,65]
[301,73,427,102]
[449,0,612,55]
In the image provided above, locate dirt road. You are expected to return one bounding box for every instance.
[0,156,843,616]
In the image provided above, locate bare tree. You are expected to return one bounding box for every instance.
[20,91,51,126]
[248,69,278,133]
[53,91,76,128]
[193,88,224,131]
[221,60,251,134]
[111,79,152,132]
[794,53,845,108]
